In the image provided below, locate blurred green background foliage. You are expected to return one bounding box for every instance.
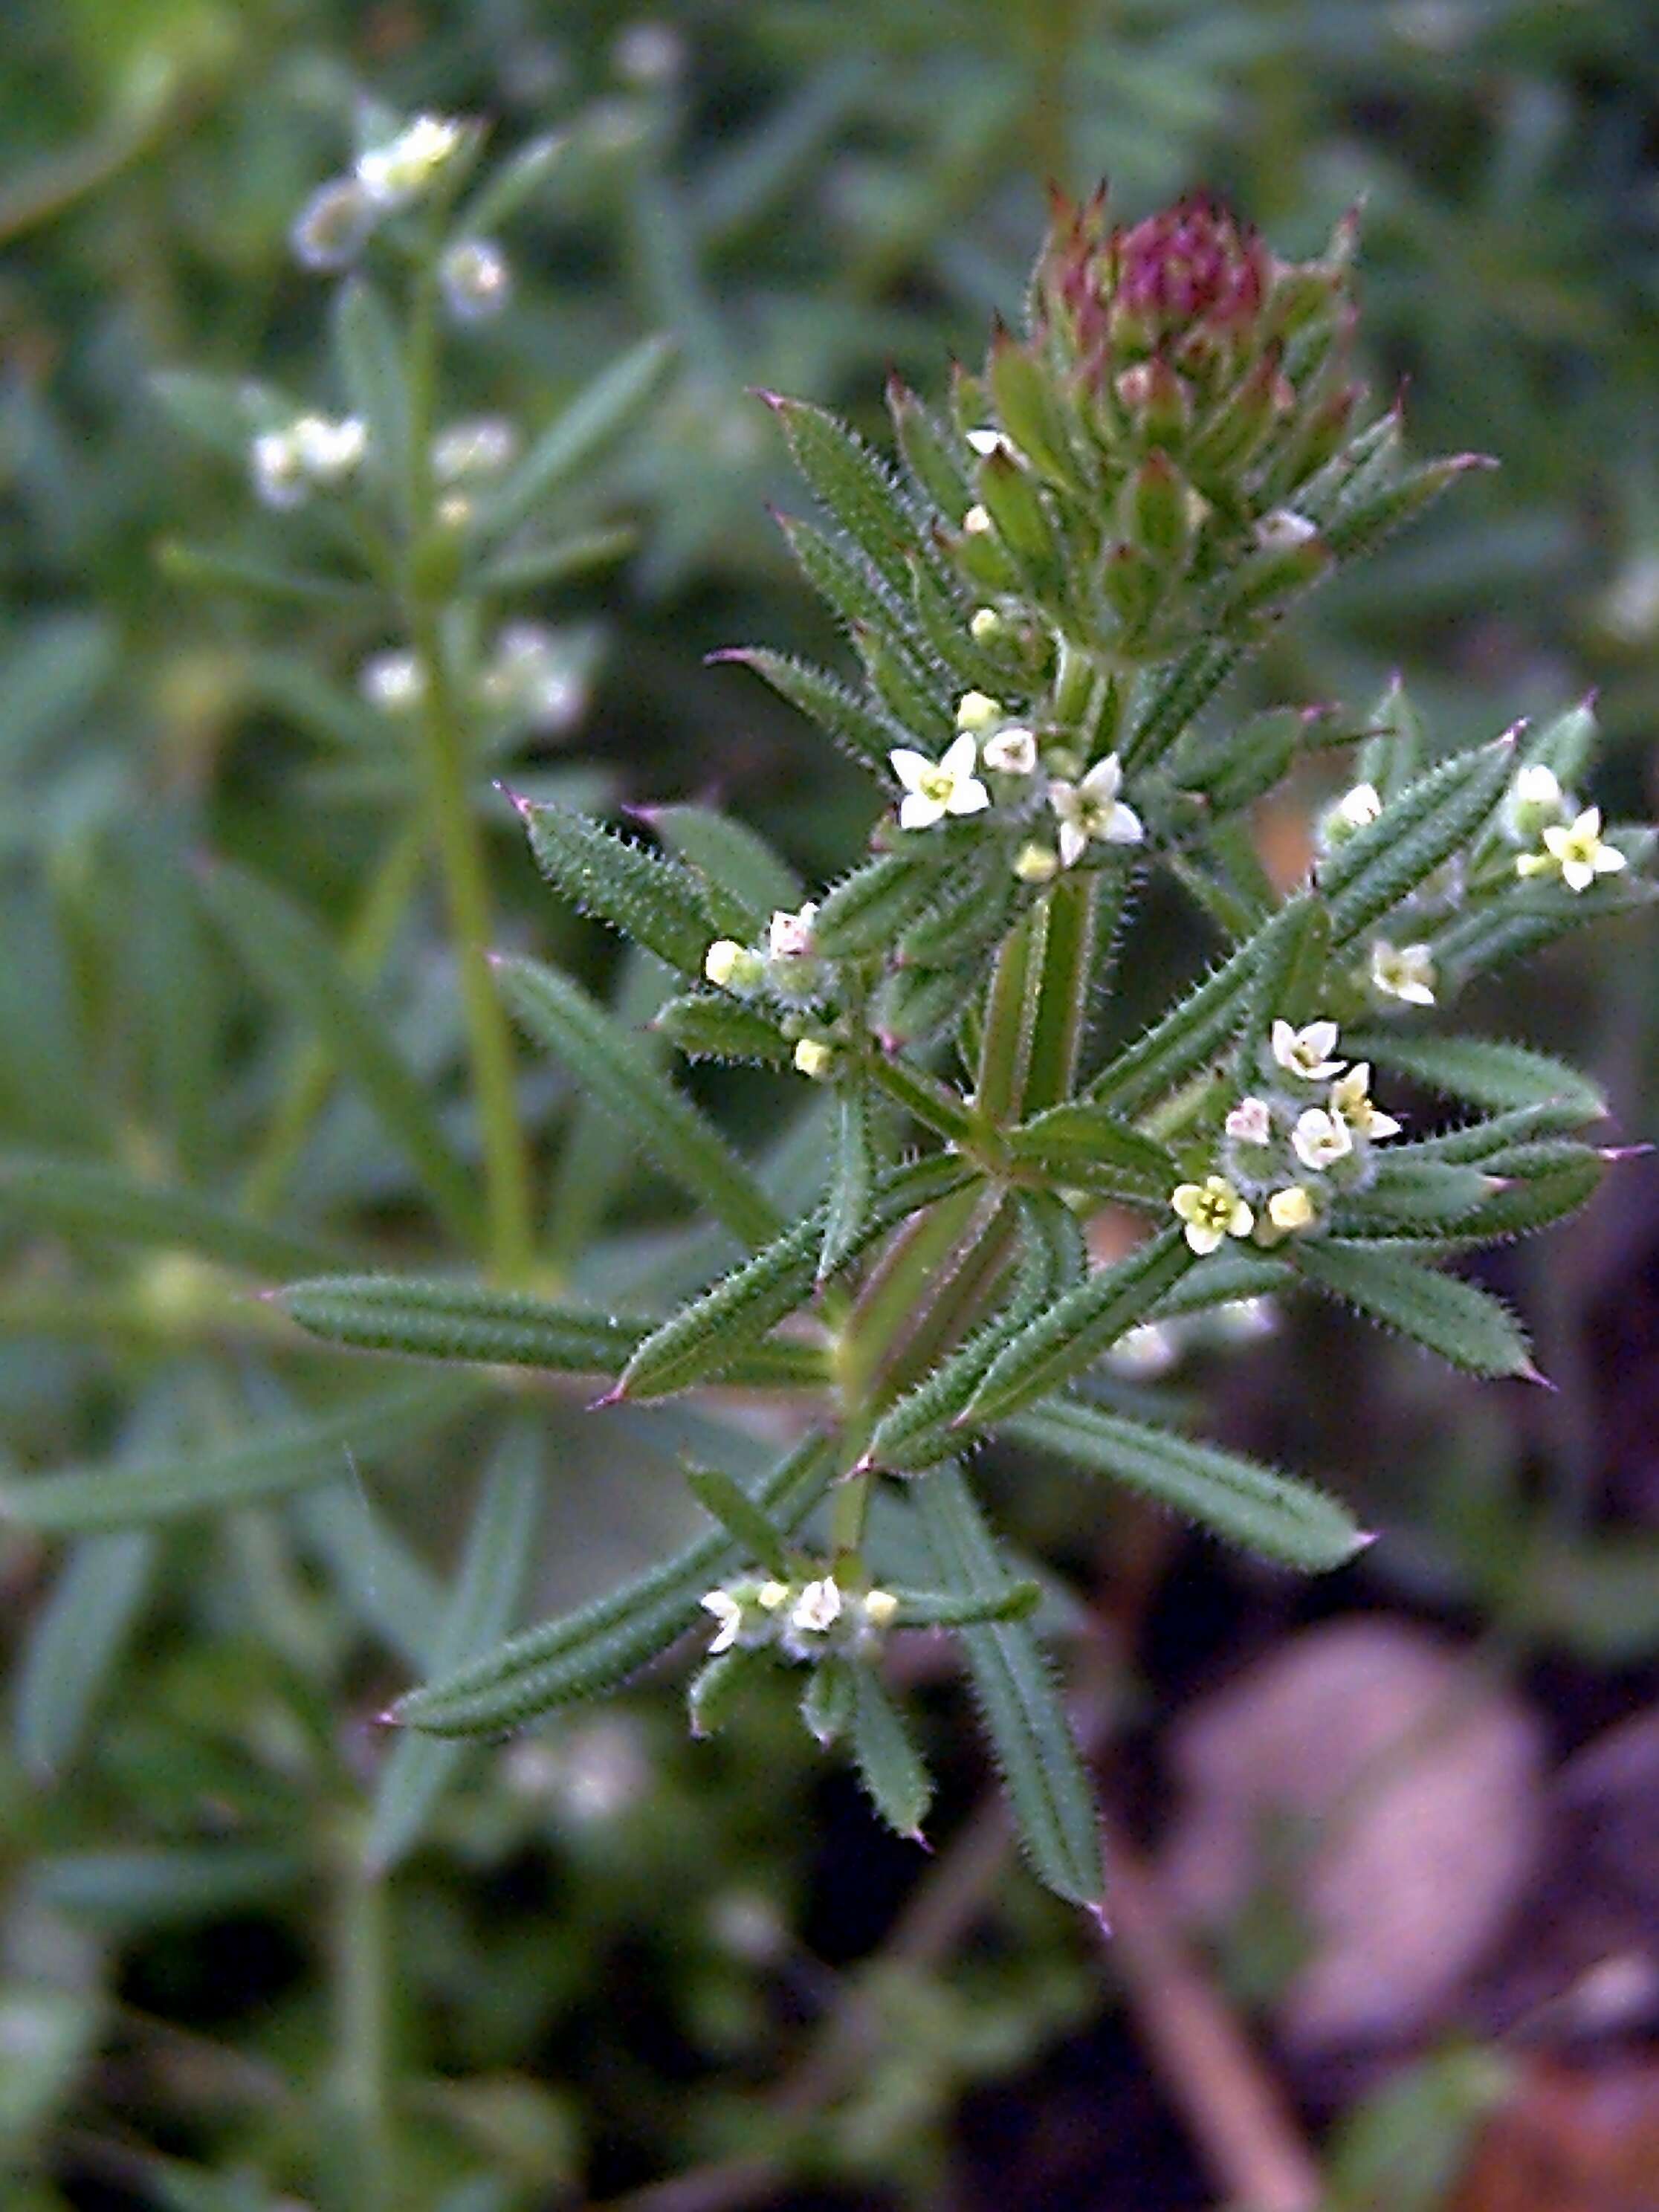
[1,3,1656,2207]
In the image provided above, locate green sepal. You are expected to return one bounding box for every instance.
[653,992,794,1066]
[915,1466,1103,1909]
[849,1668,933,1837]
[1003,1400,1368,1571]
[276,1272,827,1389]
[517,803,733,974]
[393,1435,836,1736]
[766,394,925,600]
[1345,1032,1606,1123]
[499,958,783,1249]
[684,1466,792,1576]
[1293,1241,1534,1377]
[801,1656,856,1747]
[1321,736,1518,949]
[988,329,1081,489]
[962,1226,1195,1429]
[715,647,899,775]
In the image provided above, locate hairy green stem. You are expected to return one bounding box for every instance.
[330,1857,394,2212]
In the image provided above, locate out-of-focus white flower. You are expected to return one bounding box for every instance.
[1171,1175,1253,1255]
[1291,1106,1354,1172]
[969,606,1003,644]
[479,622,589,732]
[356,114,468,207]
[359,649,425,713]
[250,430,308,510]
[1330,1064,1402,1141]
[1369,940,1437,1006]
[861,1589,899,1631]
[291,413,367,482]
[1504,761,1570,844]
[613,20,685,83]
[1225,1096,1273,1145]
[433,416,519,482]
[1322,780,1382,848]
[290,177,377,271]
[1049,754,1143,867]
[983,725,1038,775]
[890,734,990,830]
[1519,806,1628,894]
[1271,1018,1345,1081]
[440,236,512,321]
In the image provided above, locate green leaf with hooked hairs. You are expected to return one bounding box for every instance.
[499,959,782,1249]
[963,1227,1195,1429]
[766,395,925,600]
[1321,737,1517,949]
[365,1423,543,1872]
[819,1086,876,1280]
[1328,1160,1500,1236]
[395,1434,836,1736]
[517,803,731,974]
[714,648,899,774]
[814,849,951,958]
[648,804,801,926]
[1347,1033,1607,1123]
[1003,1400,1367,1571]
[916,1466,1102,1908]
[275,1273,827,1390]
[1005,1103,1177,1197]
[617,1153,976,1400]
[653,993,794,1066]
[1293,1241,1533,1377]
[850,1669,933,1837]
[684,1465,791,1576]
[1087,927,1263,1115]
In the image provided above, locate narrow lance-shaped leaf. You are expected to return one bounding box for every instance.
[764,395,925,599]
[1329,1160,1502,1237]
[652,993,794,1067]
[498,959,782,1249]
[516,803,731,974]
[711,647,899,775]
[364,1424,543,1872]
[814,850,951,959]
[276,1273,827,1391]
[684,1464,792,1576]
[395,1433,837,1736]
[915,1466,1103,1909]
[199,862,483,1249]
[616,1153,977,1401]
[13,1530,158,1779]
[1004,1104,1177,1197]
[962,1227,1196,1429]
[849,1668,933,1838]
[647,803,801,925]
[478,334,676,543]
[1086,926,1263,1115]
[1293,1241,1535,1378]
[1,1376,472,1534]
[1002,1400,1368,1571]
[1321,736,1517,949]
[819,1085,875,1281]
[0,1151,344,1278]
[1345,1032,1607,1123]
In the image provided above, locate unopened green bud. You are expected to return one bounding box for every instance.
[1102,543,1162,633]
[792,1037,836,1080]
[1013,841,1060,884]
[1120,451,1197,569]
[977,447,1058,571]
[969,605,1004,644]
[955,689,1003,734]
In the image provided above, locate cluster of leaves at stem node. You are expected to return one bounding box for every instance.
[282,187,1655,1914]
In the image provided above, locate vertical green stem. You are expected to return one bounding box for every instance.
[402,248,534,1283]
[332,1858,393,2212]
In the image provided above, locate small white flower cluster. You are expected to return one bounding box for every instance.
[888,688,1145,879]
[291,113,472,273]
[1172,1017,1404,1253]
[704,902,838,1078]
[1506,764,1626,894]
[250,413,367,510]
[700,1573,898,1665]
[288,113,511,323]
[478,621,590,733]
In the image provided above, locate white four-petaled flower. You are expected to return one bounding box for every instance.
[1330,1064,1402,1141]
[1270,1018,1345,1081]
[1048,754,1144,867]
[1369,940,1437,1006]
[890,734,990,830]
[1291,1106,1354,1171]
[792,1578,843,1634]
[767,904,818,960]
[1225,1096,1273,1145]
[1171,1175,1253,1255]
[1518,806,1627,894]
[983,725,1038,775]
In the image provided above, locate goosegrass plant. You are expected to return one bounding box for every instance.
[3,92,1656,2211]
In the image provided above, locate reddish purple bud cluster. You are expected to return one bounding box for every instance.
[1112,198,1269,349]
